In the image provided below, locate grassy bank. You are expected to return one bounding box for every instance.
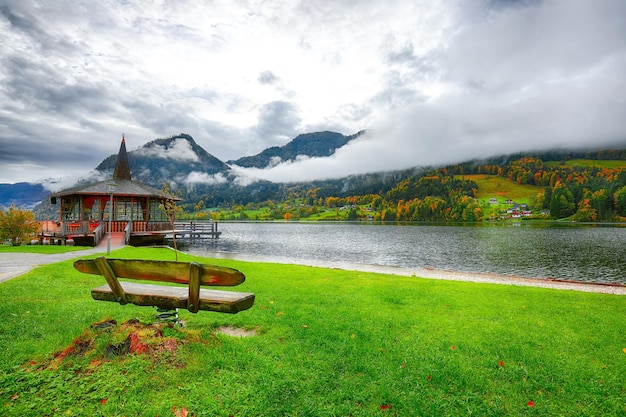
[0,244,90,254]
[1,247,624,416]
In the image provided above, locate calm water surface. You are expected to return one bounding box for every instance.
[183,222,626,284]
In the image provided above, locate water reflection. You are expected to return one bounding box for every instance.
[181,222,626,284]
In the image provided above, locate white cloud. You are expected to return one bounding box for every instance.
[0,0,624,185]
[183,171,228,186]
[136,139,199,162]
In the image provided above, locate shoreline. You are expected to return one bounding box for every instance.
[187,250,626,295]
[1,248,624,295]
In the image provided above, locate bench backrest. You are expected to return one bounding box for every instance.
[74,258,245,286]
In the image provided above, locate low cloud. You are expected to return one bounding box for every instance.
[38,169,109,193]
[136,139,199,162]
[183,171,228,186]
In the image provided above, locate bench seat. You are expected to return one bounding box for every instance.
[91,282,255,314]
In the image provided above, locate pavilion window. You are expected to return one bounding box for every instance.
[103,200,112,220]
[83,197,102,221]
[91,198,102,221]
[113,197,145,221]
[61,197,81,221]
[149,200,167,221]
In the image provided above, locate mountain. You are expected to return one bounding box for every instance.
[94,133,231,185]
[11,130,626,219]
[229,130,364,168]
[3,131,363,210]
[0,182,48,209]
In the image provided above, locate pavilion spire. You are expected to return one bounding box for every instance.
[113,134,132,181]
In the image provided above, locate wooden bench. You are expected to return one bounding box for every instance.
[73,257,255,314]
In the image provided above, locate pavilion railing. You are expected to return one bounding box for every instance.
[92,221,106,246]
[124,221,133,245]
[37,220,174,237]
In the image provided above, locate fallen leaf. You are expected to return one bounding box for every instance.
[100,398,108,405]
[622,347,626,354]
[450,345,456,350]
[173,406,189,417]
[380,404,392,410]
[527,400,535,407]
[498,360,505,367]
[276,311,284,317]
[427,374,432,381]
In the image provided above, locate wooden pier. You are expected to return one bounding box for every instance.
[172,221,221,240]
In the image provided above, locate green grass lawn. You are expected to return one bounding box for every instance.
[1,247,624,416]
[461,174,541,204]
[545,160,626,169]
[0,245,90,254]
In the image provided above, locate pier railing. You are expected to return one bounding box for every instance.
[173,221,221,239]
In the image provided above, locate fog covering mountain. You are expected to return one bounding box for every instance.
[29,131,381,217]
[228,131,365,168]
[7,130,626,219]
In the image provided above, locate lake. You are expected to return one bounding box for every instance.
[182,221,626,285]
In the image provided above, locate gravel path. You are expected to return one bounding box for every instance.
[0,247,119,283]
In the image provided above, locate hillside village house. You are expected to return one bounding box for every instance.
[45,136,180,246]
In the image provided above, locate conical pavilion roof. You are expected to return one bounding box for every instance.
[113,136,132,180]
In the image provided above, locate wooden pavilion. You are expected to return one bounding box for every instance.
[48,136,180,246]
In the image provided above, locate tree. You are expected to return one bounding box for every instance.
[542,186,552,209]
[572,198,597,222]
[371,195,382,210]
[614,185,626,217]
[550,183,575,219]
[0,205,40,245]
[589,189,612,221]
[160,183,183,260]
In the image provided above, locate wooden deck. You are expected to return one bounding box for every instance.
[35,220,221,247]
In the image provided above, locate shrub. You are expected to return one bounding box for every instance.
[0,205,40,245]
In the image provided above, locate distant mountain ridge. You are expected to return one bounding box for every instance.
[3,130,626,217]
[229,130,364,168]
[0,182,47,209]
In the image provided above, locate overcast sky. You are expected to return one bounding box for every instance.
[1,0,625,187]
